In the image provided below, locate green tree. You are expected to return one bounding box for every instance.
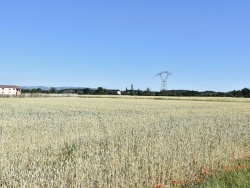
[130,84,135,95]
[83,88,92,94]
[125,87,128,95]
[37,88,42,93]
[241,88,250,97]
[30,88,37,93]
[137,88,141,96]
[96,87,105,95]
[145,87,151,96]
[50,87,57,93]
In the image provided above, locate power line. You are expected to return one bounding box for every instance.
[156,71,173,92]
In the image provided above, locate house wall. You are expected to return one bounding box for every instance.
[0,87,21,96]
[17,90,21,96]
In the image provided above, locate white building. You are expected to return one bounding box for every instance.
[0,85,21,96]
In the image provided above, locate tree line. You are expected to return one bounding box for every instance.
[21,87,250,98]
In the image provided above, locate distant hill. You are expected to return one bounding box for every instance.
[21,86,50,90]
[21,86,90,90]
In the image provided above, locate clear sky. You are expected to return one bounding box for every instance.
[1,0,249,91]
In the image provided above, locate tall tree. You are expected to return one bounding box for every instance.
[145,87,151,96]
[137,88,141,96]
[130,84,134,95]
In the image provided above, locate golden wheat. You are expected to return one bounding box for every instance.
[0,97,250,187]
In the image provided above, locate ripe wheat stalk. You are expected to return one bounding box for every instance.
[0,97,250,187]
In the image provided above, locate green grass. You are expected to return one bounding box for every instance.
[183,157,250,188]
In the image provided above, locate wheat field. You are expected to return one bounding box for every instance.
[0,97,250,187]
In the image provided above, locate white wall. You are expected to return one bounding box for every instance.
[0,87,18,95]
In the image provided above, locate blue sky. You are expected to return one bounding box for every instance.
[1,0,249,91]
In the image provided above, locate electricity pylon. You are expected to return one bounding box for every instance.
[156,71,173,92]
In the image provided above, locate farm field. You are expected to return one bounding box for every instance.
[0,97,250,187]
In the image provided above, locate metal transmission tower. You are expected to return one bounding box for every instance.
[156,71,173,92]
